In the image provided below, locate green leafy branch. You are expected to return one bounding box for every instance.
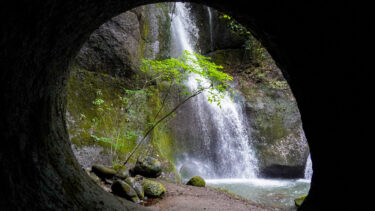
[123,50,233,165]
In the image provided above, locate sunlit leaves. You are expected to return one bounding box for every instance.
[92,98,104,105]
[141,50,233,106]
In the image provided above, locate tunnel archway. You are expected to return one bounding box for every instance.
[1,1,372,210]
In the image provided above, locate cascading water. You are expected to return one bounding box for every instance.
[207,7,214,51]
[168,4,311,209]
[170,2,258,179]
[304,154,313,180]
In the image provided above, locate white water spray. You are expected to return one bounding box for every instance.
[304,154,313,180]
[171,3,258,179]
[207,7,214,51]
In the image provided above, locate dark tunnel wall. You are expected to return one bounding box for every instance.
[0,0,373,210]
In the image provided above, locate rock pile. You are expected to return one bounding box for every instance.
[85,156,166,204]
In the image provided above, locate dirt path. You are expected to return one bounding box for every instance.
[147,179,277,211]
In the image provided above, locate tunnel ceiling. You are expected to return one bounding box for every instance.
[0,1,374,210]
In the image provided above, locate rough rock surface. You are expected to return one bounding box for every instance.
[75,11,141,77]
[142,179,166,198]
[111,180,140,203]
[133,157,162,178]
[125,177,145,199]
[74,3,172,78]
[209,44,310,178]
[91,165,117,180]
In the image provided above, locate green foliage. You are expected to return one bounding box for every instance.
[220,14,267,61]
[220,14,250,37]
[141,50,233,107]
[70,51,234,166]
[88,85,149,163]
[123,51,234,164]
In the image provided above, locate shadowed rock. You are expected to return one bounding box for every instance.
[125,177,145,199]
[111,180,140,203]
[133,157,162,178]
[91,165,117,180]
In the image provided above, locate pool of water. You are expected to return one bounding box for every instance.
[206,178,310,210]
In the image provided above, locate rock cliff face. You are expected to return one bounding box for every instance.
[67,3,180,183]
[68,2,309,179]
[208,37,309,177]
[74,3,172,77]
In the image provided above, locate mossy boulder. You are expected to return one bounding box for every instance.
[294,195,307,208]
[186,176,206,187]
[125,177,144,199]
[111,180,140,203]
[141,179,166,198]
[133,157,162,178]
[112,165,130,179]
[91,165,117,180]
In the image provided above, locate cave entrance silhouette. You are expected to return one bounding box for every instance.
[1,1,372,210]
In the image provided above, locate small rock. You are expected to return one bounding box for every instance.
[141,179,166,198]
[84,168,100,183]
[116,170,130,179]
[186,176,206,187]
[111,180,140,203]
[134,175,144,182]
[294,195,307,207]
[89,172,100,183]
[104,178,113,184]
[92,165,117,180]
[125,177,144,199]
[133,157,161,178]
[112,164,130,179]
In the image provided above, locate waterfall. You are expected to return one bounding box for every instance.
[207,7,214,51]
[304,154,313,180]
[171,3,258,179]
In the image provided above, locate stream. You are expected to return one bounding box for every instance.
[207,178,310,210]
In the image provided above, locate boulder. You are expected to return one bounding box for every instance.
[141,179,166,198]
[125,177,144,199]
[112,164,130,179]
[91,165,117,180]
[186,176,206,187]
[295,195,307,208]
[134,175,144,182]
[84,168,100,183]
[111,180,140,203]
[132,157,161,178]
[74,11,141,78]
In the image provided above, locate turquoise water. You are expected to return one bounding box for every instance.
[206,178,310,210]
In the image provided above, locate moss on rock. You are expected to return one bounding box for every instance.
[186,176,206,187]
[125,177,145,199]
[112,165,130,179]
[133,157,162,178]
[111,180,140,203]
[294,195,307,207]
[141,179,166,197]
[91,165,117,180]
